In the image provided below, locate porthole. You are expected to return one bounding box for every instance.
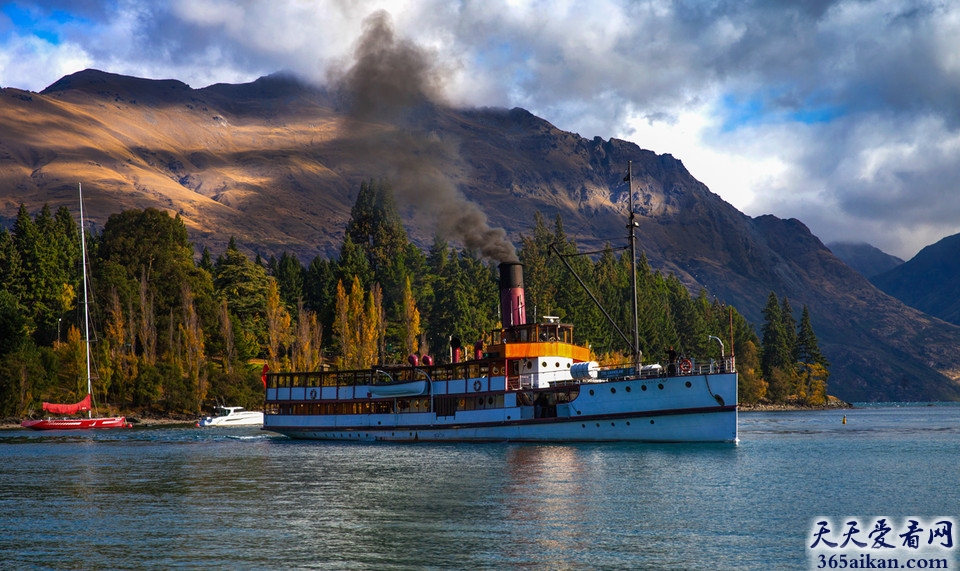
[650,420,655,424]
[610,422,615,427]
[641,385,647,391]
[542,361,548,367]
[685,381,692,388]
[596,423,600,427]
[589,389,595,396]
[581,424,586,428]
[567,363,571,368]
[610,387,616,394]
[626,421,631,426]
[576,410,582,415]
[477,397,484,405]
[625,386,632,392]
[555,362,560,368]
[658,383,664,390]
[488,396,494,405]
[525,361,532,369]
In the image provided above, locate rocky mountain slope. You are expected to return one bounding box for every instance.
[871,233,960,327]
[1,69,959,402]
[827,242,904,278]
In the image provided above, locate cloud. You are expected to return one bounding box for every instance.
[2,0,960,259]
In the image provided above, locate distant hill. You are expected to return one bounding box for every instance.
[2,69,960,402]
[871,233,960,326]
[827,242,904,278]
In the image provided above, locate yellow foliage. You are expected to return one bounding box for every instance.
[334,277,384,369]
[401,276,420,357]
[266,279,292,371]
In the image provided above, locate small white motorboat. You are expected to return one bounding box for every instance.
[197,406,264,427]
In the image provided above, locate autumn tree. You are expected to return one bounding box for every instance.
[735,340,767,404]
[795,306,829,405]
[399,275,421,357]
[292,300,323,372]
[179,284,206,412]
[265,279,293,372]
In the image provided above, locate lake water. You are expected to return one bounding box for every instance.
[2,404,958,570]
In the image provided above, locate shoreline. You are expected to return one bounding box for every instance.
[740,395,854,412]
[1,412,199,431]
[2,399,857,430]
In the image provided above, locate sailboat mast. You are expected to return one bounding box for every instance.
[79,183,92,419]
[627,161,641,366]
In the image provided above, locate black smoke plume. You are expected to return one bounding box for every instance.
[330,10,518,263]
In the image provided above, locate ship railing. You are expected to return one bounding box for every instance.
[590,355,737,380]
[265,358,498,391]
[518,374,536,389]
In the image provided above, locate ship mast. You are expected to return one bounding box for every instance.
[79,183,93,419]
[626,161,641,366]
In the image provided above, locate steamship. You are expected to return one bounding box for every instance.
[262,259,738,442]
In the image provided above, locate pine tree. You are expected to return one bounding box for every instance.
[0,229,24,300]
[518,212,559,320]
[214,237,271,354]
[795,305,829,405]
[795,306,826,366]
[344,179,411,311]
[272,252,304,313]
[780,296,797,361]
[336,234,373,289]
[760,291,793,401]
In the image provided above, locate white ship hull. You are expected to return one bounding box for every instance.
[263,372,737,443]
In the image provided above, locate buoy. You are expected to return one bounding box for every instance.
[842,415,846,425]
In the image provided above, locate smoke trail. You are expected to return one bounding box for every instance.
[331,10,518,263]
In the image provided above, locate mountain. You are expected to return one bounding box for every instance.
[827,242,904,278]
[2,68,960,402]
[870,233,960,326]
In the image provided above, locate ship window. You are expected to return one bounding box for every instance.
[542,361,547,367]
[641,385,647,391]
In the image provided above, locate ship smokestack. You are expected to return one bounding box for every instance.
[499,262,526,328]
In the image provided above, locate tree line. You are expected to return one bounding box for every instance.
[0,180,828,418]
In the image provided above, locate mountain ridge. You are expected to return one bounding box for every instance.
[827,241,904,278]
[871,233,960,326]
[2,68,959,402]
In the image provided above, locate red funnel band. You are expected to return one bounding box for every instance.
[499,262,526,327]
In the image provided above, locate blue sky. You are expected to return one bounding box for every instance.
[2,0,960,260]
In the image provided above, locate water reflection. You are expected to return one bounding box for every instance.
[2,407,959,571]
